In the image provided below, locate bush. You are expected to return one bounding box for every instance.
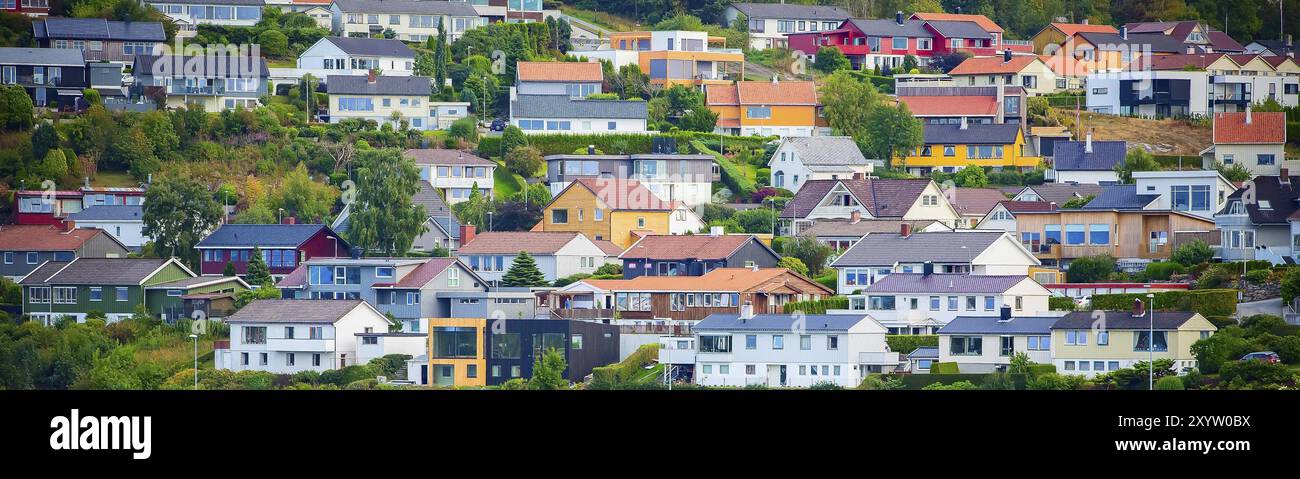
[1143,261,1187,281]
[1154,376,1185,390]
[1025,364,1057,377]
[588,343,657,390]
[1218,359,1294,385]
[1049,296,1076,311]
[694,140,755,199]
[781,297,848,314]
[448,117,479,144]
[929,362,960,374]
[1171,240,1213,266]
[776,257,809,277]
[1284,268,1300,305]
[1066,255,1116,283]
[1026,373,1083,390]
[857,374,906,390]
[922,380,978,390]
[885,335,938,354]
[1088,289,1238,317]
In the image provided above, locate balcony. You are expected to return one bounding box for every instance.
[167,84,226,95]
[550,308,615,320]
[266,338,335,352]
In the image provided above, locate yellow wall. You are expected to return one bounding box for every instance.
[898,129,1040,169]
[427,318,487,387]
[1052,314,1215,363]
[541,184,672,248]
[1032,26,1068,55]
[740,104,816,128]
[610,210,670,248]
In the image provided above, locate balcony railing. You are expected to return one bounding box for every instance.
[550,308,615,320]
[167,84,225,95]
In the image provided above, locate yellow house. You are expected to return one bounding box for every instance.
[1030,22,1118,57]
[896,122,1040,176]
[601,30,744,88]
[705,79,821,137]
[427,318,487,387]
[1050,310,1216,378]
[537,178,677,249]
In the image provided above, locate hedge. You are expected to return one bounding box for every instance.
[929,362,960,374]
[477,131,776,157]
[782,296,849,314]
[692,140,756,198]
[1088,289,1237,317]
[589,343,658,388]
[886,335,938,354]
[1024,364,1057,377]
[1048,296,1076,311]
[885,373,1029,390]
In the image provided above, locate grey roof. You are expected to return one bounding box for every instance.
[332,0,479,15]
[1080,185,1159,210]
[1052,140,1127,171]
[196,224,336,248]
[323,37,415,58]
[832,231,1005,267]
[20,258,175,285]
[327,75,431,96]
[134,55,269,77]
[511,94,648,120]
[1020,183,1105,204]
[0,47,85,67]
[862,273,1029,294]
[695,313,869,332]
[67,205,143,222]
[922,123,1021,145]
[432,215,460,239]
[801,219,944,238]
[938,315,1059,335]
[847,19,932,38]
[924,20,993,39]
[146,275,247,289]
[729,2,850,20]
[225,299,370,324]
[1077,32,1189,53]
[907,346,939,359]
[143,0,265,5]
[34,18,166,42]
[776,136,870,167]
[1050,311,1203,330]
[413,182,451,215]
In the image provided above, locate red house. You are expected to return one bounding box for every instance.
[194,224,350,277]
[1,0,50,16]
[12,185,146,226]
[788,12,1006,70]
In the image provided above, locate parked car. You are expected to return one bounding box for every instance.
[490,118,507,131]
[1239,351,1281,364]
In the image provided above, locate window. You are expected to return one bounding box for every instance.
[947,296,958,311]
[799,335,812,350]
[1258,154,1276,166]
[984,296,995,310]
[243,326,267,344]
[571,334,583,350]
[313,354,321,367]
[1089,224,1110,245]
[551,209,568,224]
[1065,330,1088,345]
[868,295,896,310]
[26,252,38,264]
[53,287,76,304]
[1000,336,1014,356]
[917,38,932,50]
[966,296,977,310]
[745,365,756,375]
[431,327,478,358]
[447,267,460,287]
[492,333,521,359]
[375,267,394,278]
[699,335,731,353]
[1134,331,1168,352]
[1065,224,1085,245]
[746,106,772,119]
[745,334,757,350]
[1027,336,1050,351]
[892,37,907,50]
[1097,331,1109,346]
[772,335,784,350]
[89,287,102,301]
[949,336,982,355]
[115,287,128,302]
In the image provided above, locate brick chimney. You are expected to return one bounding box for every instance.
[62,220,76,233]
[1132,298,1145,317]
[850,210,861,224]
[367,70,377,83]
[900,222,912,237]
[282,216,296,225]
[1282,168,1291,187]
[460,224,477,245]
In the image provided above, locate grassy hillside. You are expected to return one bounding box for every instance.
[1065,111,1212,157]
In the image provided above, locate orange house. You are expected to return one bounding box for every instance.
[705,79,823,137]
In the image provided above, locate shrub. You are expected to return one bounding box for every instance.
[1048,296,1076,311]
[885,335,938,354]
[500,378,529,390]
[588,343,657,390]
[809,381,844,390]
[1171,240,1213,266]
[1154,376,1185,390]
[781,297,848,314]
[929,362,960,374]
[922,380,978,390]
[857,374,906,390]
[1217,359,1294,385]
[694,140,755,199]
[1066,255,1116,283]
[1143,261,1187,281]
[1088,289,1237,317]
[1025,364,1057,377]
[1026,373,1083,390]
[777,257,809,277]
[1284,268,1300,305]
[448,117,479,144]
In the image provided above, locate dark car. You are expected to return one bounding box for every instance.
[490,118,507,131]
[1239,351,1281,364]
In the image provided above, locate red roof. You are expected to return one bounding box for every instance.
[951,188,1009,216]
[899,95,998,117]
[458,232,583,255]
[911,12,1002,33]
[1213,111,1286,144]
[569,178,674,211]
[0,225,107,251]
[389,258,459,288]
[948,55,1041,75]
[1128,53,1226,71]
[707,81,818,106]
[621,234,762,261]
[516,61,602,82]
[1049,22,1117,37]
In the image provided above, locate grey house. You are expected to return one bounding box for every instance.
[33,17,165,63]
[510,94,649,134]
[1215,174,1299,264]
[0,225,131,280]
[0,47,89,109]
[132,54,269,110]
[619,233,779,278]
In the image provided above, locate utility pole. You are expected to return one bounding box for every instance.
[1147,294,1155,391]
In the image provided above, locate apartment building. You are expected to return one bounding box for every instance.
[330,0,483,42]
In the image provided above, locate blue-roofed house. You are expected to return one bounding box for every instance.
[1050,135,1126,184]
[67,205,149,251]
[33,17,166,64]
[907,346,939,373]
[1080,184,1161,210]
[692,310,898,387]
[840,271,1052,335]
[195,224,350,278]
[937,309,1062,373]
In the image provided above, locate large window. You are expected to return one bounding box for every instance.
[1065,224,1085,245]
[1134,331,1168,352]
[868,295,895,310]
[333,266,360,285]
[531,333,566,359]
[432,327,478,358]
[308,266,333,285]
[615,292,652,311]
[1089,224,1110,245]
[243,326,266,345]
[1172,185,1210,212]
[949,336,982,356]
[1044,224,1062,245]
[746,106,772,119]
[338,97,374,111]
[491,333,520,359]
[699,335,732,353]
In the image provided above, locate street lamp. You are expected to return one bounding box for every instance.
[487,211,494,232]
[1147,293,1155,391]
[189,333,199,390]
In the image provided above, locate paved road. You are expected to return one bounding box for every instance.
[1237,298,1283,319]
[562,14,609,39]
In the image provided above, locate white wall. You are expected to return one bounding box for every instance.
[694,323,890,388]
[1131,171,1236,220]
[76,221,147,249]
[1055,170,1119,184]
[937,333,1053,373]
[515,117,648,134]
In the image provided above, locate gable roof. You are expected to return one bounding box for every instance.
[1128,52,1227,71]
[1080,184,1159,210]
[845,19,931,38]
[1213,111,1286,144]
[1020,183,1105,204]
[863,273,1030,294]
[386,258,462,289]
[910,12,1002,33]
[511,94,648,120]
[925,20,993,40]
[620,234,768,261]
[327,75,430,96]
[997,200,1058,214]
[1076,32,1189,53]
[196,224,336,249]
[1206,30,1245,52]
[950,188,1009,217]
[412,182,451,215]
[224,299,371,324]
[899,95,999,117]
[331,0,478,15]
[0,225,112,251]
[322,36,414,58]
[948,55,1040,75]
[20,258,178,285]
[773,136,869,166]
[938,315,1060,335]
[562,178,675,211]
[517,61,603,82]
[458,232,583,255]
[695,314,871,332]
[0,47,85,67]
[1047,22,1117,37]
[404,148,495,166]
[1051,310,1204,330]
[800,219,945,237]
[728,2,850,20]
[34,18,166,42]
[780,178,934,219]
[1224,175,1300,224]
[708,81,818,106]
[922,123,1021,145]
[1052,140,1127,171]
[67,205,144,222]
[832,231,1007,266]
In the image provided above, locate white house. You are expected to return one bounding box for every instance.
[66,205,149,251]
[455,231,615,286]
[510,94,649,134]
[1200,110,1290,176]
[692,310,899,388]
[429,101,469,130]
[768,136,875,193]
[1130,170,1236,220]
[836,272,1052,335]
[330,0,483,43]
[298,36,415,79]
[328,73,432,129]
[722,2,850,50]
[975,200,1058,233]
[1049,135,1125,184]
[354,331,427,367]
[217,299,393,374]
[405,149,495,203]
[937,310,1060,373]
[830,229,1040,295]
[779,178,963,236]
[145,0,263,31]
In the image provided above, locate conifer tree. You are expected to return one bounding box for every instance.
[501,251,548,287]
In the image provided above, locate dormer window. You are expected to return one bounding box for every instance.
[1258,200,1272,210]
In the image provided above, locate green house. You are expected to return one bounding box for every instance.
[19,257,249,325]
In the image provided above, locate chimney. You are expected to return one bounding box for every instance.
[959,116,968,130]
[999,305,1012,322]
[849,210,861,224]
[956,6,962,13]
[895,11,904,26]
[62,220,76,233]
[709,225,724,236]
[1085,129,1093,153]
[1245,104,1252,125]
[460,224,477,245]
[1281,168,1291,186]
[83,176,90,189]
[1003,49,1012,63]
[282,216,296,225]
[852,172,864,180]
[740,300,754,320]
[1120,25,1127,40]
[922,261,933,276]
[771,74,779,84]
[900,222,912,237]
[587,144,596,155]
[1132,298,1145,317]
[1082,19,1089,25]
[367,70,377,83]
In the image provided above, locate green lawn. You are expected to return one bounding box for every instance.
[493,162,526,198]
[266,58,295,68]
[92,170,138,187]
[558,6,637,32]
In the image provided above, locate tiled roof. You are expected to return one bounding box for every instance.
[567,178,674,211]
[800,219,943,237]
[0,225,108,251]
[949,55,1040,75]
[1263,55,1298,69]
[0,47,84,67]
[404,149,495,166]
[1213,111,1285,144]
[20,258,174,285]
[412,182,451,215]
[832,231,1007,267]
[327,75,430,96]
[695,314,869,332]
[774,136,869,166]
[1127,52,1226,71]
[196,224,335,248]
[921,123,1021,145]
[1077,32,1189,53]
[458,232,582,255]
[925,20,993,39]
[323,36,414,58]
[225,299,368,324]
[938,315,1060,335]
[592,240,624,256]
[1051,310,1203,330]
[1224,175,1300,224]
[1052,140,1127,171]
[1049,22,1117,37]
[1080,185,1159,210]
[899,95,998,117]
[705,83,740,105]
[780,178,934,219]
[728,2,850,20]
[511,95,648,120]
[148,276,248,289]
[516,61,603,82]
[134,55,268,77]
[951,188,1009,217]
[846,19,931,38]
[276,264,309,289]
[997,200,1057,214]
[1040,54,1093,77]
[621,234,762,261]
[708,81,818,106]
[389,258,458,288]
[908,346,939,359]
[910,12,1003,33]
[67,205,144,221]
[862,273,1029,294]
[1206,30,1245,52]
